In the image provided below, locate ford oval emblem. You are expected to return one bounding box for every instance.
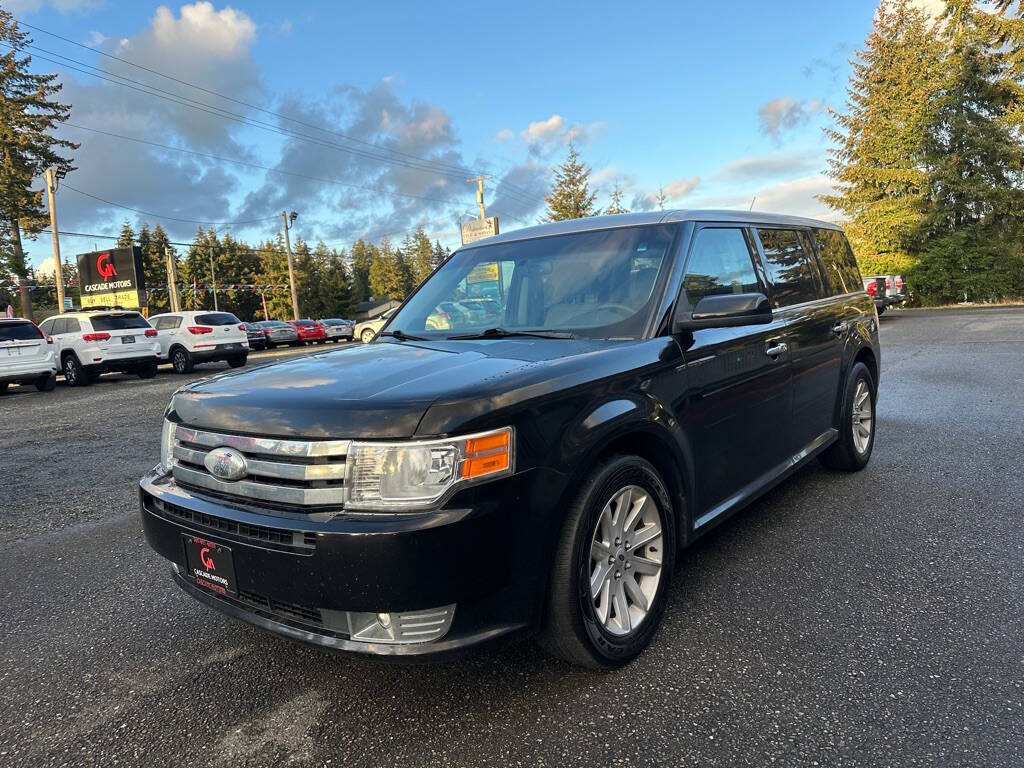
[204,446,248,482]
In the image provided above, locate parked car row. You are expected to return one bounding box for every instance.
[862,274,907,315]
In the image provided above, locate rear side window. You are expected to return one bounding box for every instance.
[756,228,823,307]
[813,228,862,295]
[63,318,81,334]
[682,227,761,307]
[38,318,55,335]
[195,312,240,326]
[154,316,182,330]
[90,313,150,331]
[0,321,43,341]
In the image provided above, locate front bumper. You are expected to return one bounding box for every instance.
[138,468,559,658]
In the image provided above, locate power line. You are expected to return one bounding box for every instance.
[10,23,544,205]
[61,184,279,227]
[60,121,530,224]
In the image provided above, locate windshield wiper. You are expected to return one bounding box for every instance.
[378,329,427,341]
[447,327,576,340]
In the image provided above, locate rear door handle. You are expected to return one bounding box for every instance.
[765,342,788,358]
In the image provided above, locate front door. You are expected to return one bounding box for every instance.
[673,225,793,526]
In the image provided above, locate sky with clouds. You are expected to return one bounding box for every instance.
[6,0,903,271]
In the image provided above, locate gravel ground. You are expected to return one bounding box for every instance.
[0,310,1020,768]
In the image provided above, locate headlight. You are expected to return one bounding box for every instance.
[160,419,177,474]
[345,427,513,511]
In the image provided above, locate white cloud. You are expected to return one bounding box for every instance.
[521,114,565,143]
[149,2,256,58]
[493,128,515,142]
[715,150,823,182]
[664,176,700,200]
[757,97,827,142]
[85,30,107,47]
[751,174,836,220]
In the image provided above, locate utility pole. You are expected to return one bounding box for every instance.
[44,167,66,313]
[209,246,218,311]
[281,210,300,320]
[165,246,180,312]
[466,176,490,220]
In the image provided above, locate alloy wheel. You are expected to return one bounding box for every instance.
[588,485,664,636]
[851,378,873,454]
[63,358,77,384]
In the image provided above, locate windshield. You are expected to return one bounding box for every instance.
[388,225,676,340]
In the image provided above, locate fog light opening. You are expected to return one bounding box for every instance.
[377,612,392,629]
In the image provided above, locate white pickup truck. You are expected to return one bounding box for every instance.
[863,274,907,315]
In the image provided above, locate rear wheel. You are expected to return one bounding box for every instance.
[361,329,375,343]
[538,455,675,669]
[137,361,158,379]
[819,361,876,471]
[227,355,247,368]
[171,347,194,374]
[35,372,57,391]
[62,354,90,387]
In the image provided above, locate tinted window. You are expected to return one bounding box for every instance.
[0,321,43,341]
[195,312,240,326]
[63,318,81,334]
[813,228,862,295]
[90,313,150,331]
[682,228,760,307]
[38,318,55,335]
[756,228,822,307]
[292,320,315,327]
[257,320,288,328]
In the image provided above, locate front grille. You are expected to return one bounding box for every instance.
[148,496,316,550]
[171,426,348,510]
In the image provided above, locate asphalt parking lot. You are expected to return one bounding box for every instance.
[1,309,1021,767]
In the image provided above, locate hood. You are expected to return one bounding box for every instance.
[168,337,651,439]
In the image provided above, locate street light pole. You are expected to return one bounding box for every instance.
[44,167,66,313]
[281,210,300,321]
[209,246,218,311]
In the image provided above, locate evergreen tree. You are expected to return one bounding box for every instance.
[349,238,375,303]
[116,220,136,248]
[912,0,1024,303]
[368,236,408,299]
[654,187,668,211]
[542,141,598,221]
[407,226,435,286]
[605,181,629,215]
[0,10,77,318]
[821,0,945,277]
[431,240,451,270]
[145,224,176,314]
[254,235,292,319]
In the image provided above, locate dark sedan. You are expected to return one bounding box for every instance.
[241,323,268,351]
[254,320,299,348]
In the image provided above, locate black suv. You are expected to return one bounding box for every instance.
[140,210,879,668]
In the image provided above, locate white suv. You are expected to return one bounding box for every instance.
[39,310,159,386]
[149,311,249,373]
[0,318,58,393]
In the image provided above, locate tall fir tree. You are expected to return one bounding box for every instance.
[821,0,945,278]
[349,238,375,303]
[542,141,597,221]
[0,9,77,318]
[116,220,136,249]
[605,181,629,215]
[912,0,1024,303]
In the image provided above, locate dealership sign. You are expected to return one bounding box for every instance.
[460,216,499,245]
[76,247,147,309]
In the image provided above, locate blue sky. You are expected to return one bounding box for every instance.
[8,0,900,272]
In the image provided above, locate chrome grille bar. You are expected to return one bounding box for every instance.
[173,464,346,506]
[173,445,346,482]
[176,426,350,459]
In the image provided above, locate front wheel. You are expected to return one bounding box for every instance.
[62,355,90,387]
[538,455,675,669]
[819,361,876,471]
[171,348,194,374]
[360,329,375,343]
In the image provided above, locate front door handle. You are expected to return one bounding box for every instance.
[832,322,848,337]
[765,342,788,358]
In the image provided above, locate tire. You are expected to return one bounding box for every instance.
[227,356,247,368]
[62,354,90,387]
[137,361,158,379]
[171,347,194,374]
[819,361,876,472]
[538,455,676,669]
[361,329,375,343]
[876,305,886,316]
[36,372,57,392]
[266,341,276,350]
[0,382,8,392]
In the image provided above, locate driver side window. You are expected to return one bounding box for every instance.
[682,227,761,308]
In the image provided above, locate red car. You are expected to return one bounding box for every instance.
[287,319,327,344]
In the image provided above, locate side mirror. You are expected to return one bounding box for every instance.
[673,292,773,332]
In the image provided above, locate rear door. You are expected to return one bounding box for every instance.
[153,315,182,359]
[0,320,47,368]
[675,225,793,523]
[87,312,155,359]
[194,312,246,349]
[754,227,844,453]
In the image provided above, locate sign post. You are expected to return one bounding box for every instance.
[460,216,499,246]
[76,247,147,310]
